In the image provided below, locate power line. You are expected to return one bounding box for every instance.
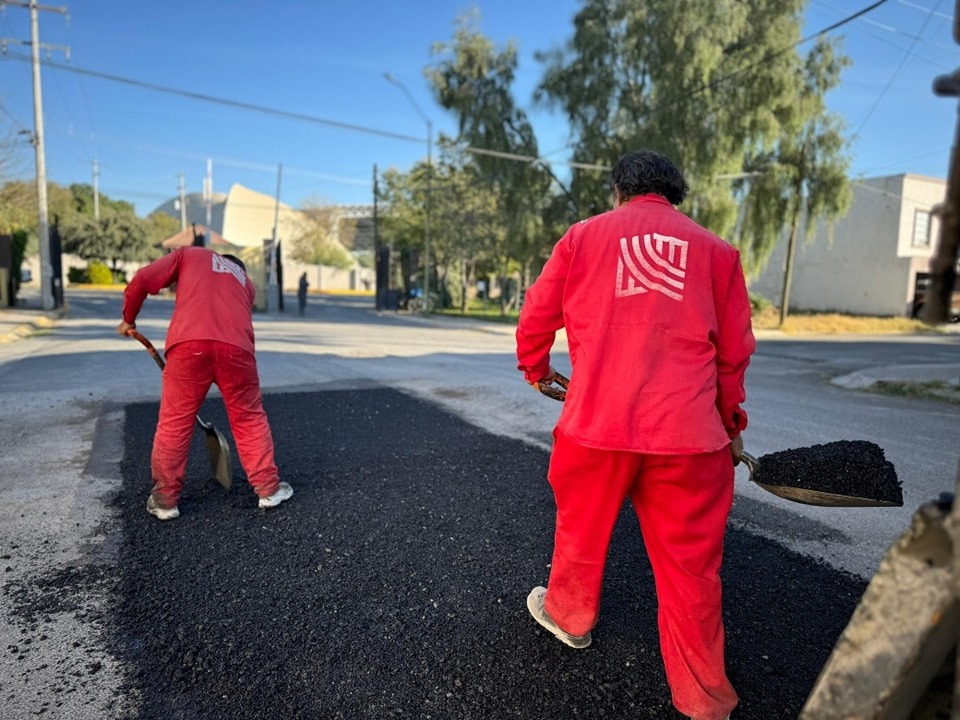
[852,0,944,138]
[0,52,426,145]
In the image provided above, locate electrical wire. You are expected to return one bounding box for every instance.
[852,0,945,138]
[0,51,426,145]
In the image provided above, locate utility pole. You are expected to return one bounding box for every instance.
[92,158,99,220]
[202,158,213,246]
[268,162,282,312]
[373,164,381,310]
[177,173,187,231]
[1,1,70,310]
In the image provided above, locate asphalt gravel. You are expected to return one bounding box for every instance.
[755,440,903,506]
[7,388,870,719]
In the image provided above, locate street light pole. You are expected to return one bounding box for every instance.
[384,72,432,310]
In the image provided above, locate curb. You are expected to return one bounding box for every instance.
[0,314,61,345]
[831,363,960,390]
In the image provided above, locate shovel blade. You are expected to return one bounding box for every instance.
[203,425,232,491]
[750,480,902,507]
[741,451,902,508]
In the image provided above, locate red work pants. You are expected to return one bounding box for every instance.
[151,340,280,507]
[544,429,738,720]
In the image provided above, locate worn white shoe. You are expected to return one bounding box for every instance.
[526,586,591,649]
[146,495,180,521]
[258,482,293,509]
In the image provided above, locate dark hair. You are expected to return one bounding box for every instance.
[611,150,689,206]
[221,254,246,273]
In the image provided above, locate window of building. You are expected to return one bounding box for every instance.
[913,209,931,247]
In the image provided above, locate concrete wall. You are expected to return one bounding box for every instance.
[281,260,374,293]
[749,174,945,317]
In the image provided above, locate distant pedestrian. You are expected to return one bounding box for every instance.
[117,246,293,520]
[516,150,755,720]
[298,272,309,316]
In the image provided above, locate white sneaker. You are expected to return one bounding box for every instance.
[146,495,180,521]
[259,482,293,509]
[526,586,591,649]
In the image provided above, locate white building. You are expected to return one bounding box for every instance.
[749,173,946,318]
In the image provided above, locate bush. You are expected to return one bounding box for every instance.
[68,262,114,285]
[87,262,113,285]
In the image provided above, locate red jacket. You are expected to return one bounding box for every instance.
[517,194,755,454]
[122,246,257,354]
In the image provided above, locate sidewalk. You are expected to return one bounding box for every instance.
[0,291,66,344]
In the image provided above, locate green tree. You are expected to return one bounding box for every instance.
[426,152,504,310]
[736,36,852,325]
[427,9,555,313]
[0,181,36,236]
[143,212,180,254]
[68,183,136,218]
[534,0,814,236]
[60,211,152,279]
[377,165,430,295]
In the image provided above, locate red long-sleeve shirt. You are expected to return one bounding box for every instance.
[517,194,755,454]
[122,246,257,354]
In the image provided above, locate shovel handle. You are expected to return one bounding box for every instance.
[127,329,166,371]
[537,372,570,401]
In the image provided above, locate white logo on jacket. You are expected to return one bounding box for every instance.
[615,233,686,301]
[212,254,247,286]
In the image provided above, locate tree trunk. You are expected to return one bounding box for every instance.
[779,210,802,328]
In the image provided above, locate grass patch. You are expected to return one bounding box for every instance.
[868,380,960,404]
[438,302,939,335]
[437,298,519,324]
[751,307,935,334]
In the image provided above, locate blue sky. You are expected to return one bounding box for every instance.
[0,0,957,217]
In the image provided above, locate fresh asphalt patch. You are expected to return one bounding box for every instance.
[11,388,870,719]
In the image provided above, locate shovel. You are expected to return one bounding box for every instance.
[535,372,900,508]
[127,329,233,491]
[738,449,901,508]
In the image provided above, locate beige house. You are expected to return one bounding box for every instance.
[749,173,946,318]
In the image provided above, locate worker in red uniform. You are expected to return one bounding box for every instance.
[516,150,754,720]
[117,246,293,520]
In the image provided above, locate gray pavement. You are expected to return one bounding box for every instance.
[5,288,957,391]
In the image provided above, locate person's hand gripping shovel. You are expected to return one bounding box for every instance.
[125,328,233,491]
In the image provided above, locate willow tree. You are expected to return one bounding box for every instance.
[534,0,817,237]
[426,9,555,313]
[736,36,852,325]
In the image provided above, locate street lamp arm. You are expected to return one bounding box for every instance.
[384,72,430,128]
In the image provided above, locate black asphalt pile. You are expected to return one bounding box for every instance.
[100,388,869,719]
[755,440,903,506]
